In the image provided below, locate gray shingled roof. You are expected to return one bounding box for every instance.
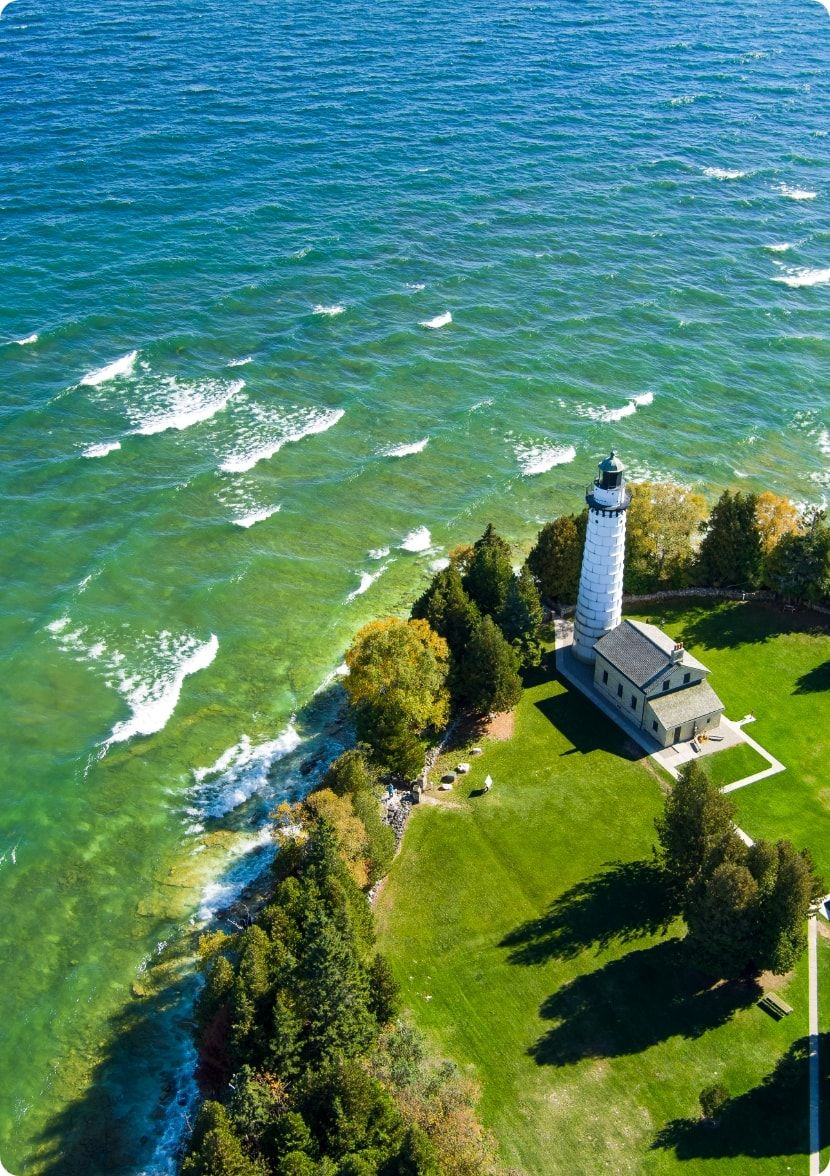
[594,620,708,688]
[647,679,723,727]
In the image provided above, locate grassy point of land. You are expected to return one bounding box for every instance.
[377,601,830,1174]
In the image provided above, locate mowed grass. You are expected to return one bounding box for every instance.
[630,602,830,879]
[703,742,769,789]
[375,612,828,1175]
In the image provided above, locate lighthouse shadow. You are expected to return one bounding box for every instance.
[535,682,643,761]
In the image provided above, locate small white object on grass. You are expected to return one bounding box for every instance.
[483,775,493,793]
[456,762,470,774]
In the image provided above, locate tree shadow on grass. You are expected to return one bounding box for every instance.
[794,660,830,695]
[501,859,675,965]
[529,938,760,1067]
[652,1033,830,1161]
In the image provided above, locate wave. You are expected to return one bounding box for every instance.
[764,242,793,253]
[469,397,493,412]
[773,267,830,288]
[514,442,577,476]
[819,429,830,456]
[80,350,138,386]
[368,545,390,560]
[13,332,38,345]
[429,556,450,573]
[132,377,242,436]
[703,166,747,180]
[384,438,429,457]
[420,311,452,329]
[106,633,218,747]
[405,282,426,291]
[778,183,817,200]
[232,504,281,529]
[669,94,701,106]
[192,725,301,819]
[346,564,389,602]
[227,356,252,367]
[220,405,344,474]
[400,526,432,552]
[312,304,345,316]
[577,390,655,423]
[82,440,122,459]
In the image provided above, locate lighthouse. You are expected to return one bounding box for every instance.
[572,451,630,664]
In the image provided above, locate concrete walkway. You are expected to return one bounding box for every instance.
[809,915,821,1176]
[719,716,786,792]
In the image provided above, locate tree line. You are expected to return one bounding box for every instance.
[182,750,506,1175]
[655,760,824,979]
[528,484,830,606]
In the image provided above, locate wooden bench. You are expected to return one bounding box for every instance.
[758,992,793,1020]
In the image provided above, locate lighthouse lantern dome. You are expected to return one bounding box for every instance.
[597,450,625,490]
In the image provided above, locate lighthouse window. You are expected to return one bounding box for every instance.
[630,694,637,710]
[602,670,608,685]
[617,683,623,698]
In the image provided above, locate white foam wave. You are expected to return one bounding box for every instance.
[313,304,345,316]
[514,442,577,476]
[420,311,452,329]
[764,242,793,253]
[400,526,432,553]
[133,378,242,436]
[47,616,70,634]
[703,167,747,180]
[14,332,38,345]
[773,267,830,288]
[406,282,426,291]
[469,397,493,412]
[220,405,344,474]
[429,557,450,573]
[233,504,281,529]
[82,440,121,459]
[80,350,137,386]
[368,545,390,560]
[576,391,654,423]
[227,355,252,367]
[192,725,301,819]
[819,429,830,456]
[106,634,218,747]
[346,565,389,602]
[778,183,817,200]
[384,438,429,457]
[669,94,700,106]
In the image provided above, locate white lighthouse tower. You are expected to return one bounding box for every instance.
[572,451,630,664]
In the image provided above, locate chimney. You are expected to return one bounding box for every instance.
[670,642,684,664]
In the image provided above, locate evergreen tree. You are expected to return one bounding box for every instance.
[411,564,480,660]
[765,510,830,603]
[182,1101,265,1176]
[352,789,396,885]
[526,512,586,603]
[697,490,763,588]
[499,566,543,666]
[654,761,741,901]
[296,906,375,1067]
[323,749,378,799]
[367,953,401,1025]
[462,525,514,619]
[355,701,427,780]
[459,616,522,715]
[685,859,758,977]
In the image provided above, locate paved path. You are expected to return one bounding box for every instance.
[719,716,786,793]
[809,915,821,1176]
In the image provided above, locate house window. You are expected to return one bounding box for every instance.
[630,695,637,710]
[617,683,623,698]
[602,670,608,685]
[674,726,682,743]
[683,672,691,684]
[652,720,658,732]
[662,680,670,691]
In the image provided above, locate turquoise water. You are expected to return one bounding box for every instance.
[1,0,829,1170]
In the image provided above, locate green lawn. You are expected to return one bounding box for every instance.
[703,742,770,790]
[631,602,830,880]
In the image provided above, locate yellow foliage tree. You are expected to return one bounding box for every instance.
[755,490,801,555]
[625,481,708,591]
[303,788,370,888]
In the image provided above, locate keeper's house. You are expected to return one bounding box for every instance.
[592,619,724,748]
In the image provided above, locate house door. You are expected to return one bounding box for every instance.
[674,726,682,743]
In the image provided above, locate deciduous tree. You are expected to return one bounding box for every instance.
[625,481,708,592]
[765,510,830,604]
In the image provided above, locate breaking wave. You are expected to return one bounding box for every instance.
[346,564,390,602]
[773,267,830,288]
[82,440,121,459]
[576,391,654,423]
[191,725,302,819]
[400,526,432,552]
[131,377,242,436]
[514,442,577,476]
[703,166,747,180]
[778,183,817,200]
[383,438,429,457]
[232,504,281,529]
[312,304,345,316]
[80,350,138,386]
[220,405,344,474]
[420,311,452,329]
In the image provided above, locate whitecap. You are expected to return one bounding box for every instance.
[80,350,138,387]
[346,565,388,602]
[703,167,747,180]
[105,633,218,747]
[469,397,493,412]
[227,355,252,368]
[82,440,121,459]
[400,526,432,553]
[764,243,793,253]
[47,616,70,634]
[368,545,390,560]
[13,332,38,346]
[405,282,426,291]
[292,245,312,259]
[133,378,242,436]
[420,311,452,329]
[312,304,345,317]
[576,391,654,423]
[220,405,344,474]
[191,725,301,819]
[232,504,281,529]
[773,267,830,288]
[734,469,749,478]
[514,443,577,476]
[384,438,429,457]
[778,183,817,200]
[429,557,450,573]
[819,429,830,456]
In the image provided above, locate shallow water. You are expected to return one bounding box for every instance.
[1,0,829,1170]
